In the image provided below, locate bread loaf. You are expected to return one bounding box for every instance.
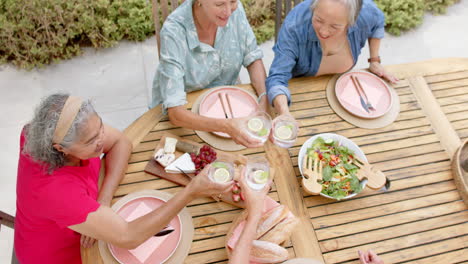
[250,240,289,263]
[259,215,299,244]
[256,205,289,238]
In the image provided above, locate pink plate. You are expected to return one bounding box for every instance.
[108,196,182,264]
[335,71,393,119]
[199,86,259,138]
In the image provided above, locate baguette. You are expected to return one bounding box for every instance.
[256,205,289,238]
[250,240,289,263]
[259,215,299,244]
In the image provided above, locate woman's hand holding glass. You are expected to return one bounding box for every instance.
[270,113,298,148]
[187,164,234,199]
[238,165,270,214]
[226,117,265,148]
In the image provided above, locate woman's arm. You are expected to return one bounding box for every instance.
[229,210,263,264]
[368,39,398,84]
[272,94,291,116]
[229,166,270,264]
[247,60,268,111]
[97,125,132,206]
[72,186,194,249]
[70,165,233,249]
[167,107,263,148]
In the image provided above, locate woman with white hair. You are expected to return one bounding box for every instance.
[266,0,398,120]
[14,94,233,264]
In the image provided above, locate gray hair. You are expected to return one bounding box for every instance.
[23,93,97,173]
[311,0,363,26]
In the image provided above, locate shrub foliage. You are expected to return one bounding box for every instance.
[0,0,460,68]
[0,0,154,69]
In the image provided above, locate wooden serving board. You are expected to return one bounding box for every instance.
[144,132,248,207]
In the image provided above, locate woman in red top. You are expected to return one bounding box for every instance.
[15,94,233,264]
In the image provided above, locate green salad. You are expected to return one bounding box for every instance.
[306,137,362,200]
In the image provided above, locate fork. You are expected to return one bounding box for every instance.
[354,75,376,111]
[302,156,322,195]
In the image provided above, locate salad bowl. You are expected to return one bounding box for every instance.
[298,133,368,200]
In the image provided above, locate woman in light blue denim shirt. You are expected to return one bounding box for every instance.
[266,0,398,119]
[152,0,268,148]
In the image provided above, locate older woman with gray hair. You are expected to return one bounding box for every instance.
[14,94,233,264]
[266,0,398,121]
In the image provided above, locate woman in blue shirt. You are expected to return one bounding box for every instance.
[152,0,268,148]
[266,0,398,119]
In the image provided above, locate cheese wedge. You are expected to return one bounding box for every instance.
[165,153,196,174]
[164,137,177,154]
[154,149,175,167]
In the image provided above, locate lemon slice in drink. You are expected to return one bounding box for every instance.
[248,118,264,132]
[253,170,269,184]
[274,125,293,140]
[213,168,231,183]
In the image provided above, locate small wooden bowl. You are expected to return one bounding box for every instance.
[452,139,468,206]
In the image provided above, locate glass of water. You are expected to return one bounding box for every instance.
[245,111,272,144]
[208,161,234,183]
[244,156,271,191]
[272,115,298,148]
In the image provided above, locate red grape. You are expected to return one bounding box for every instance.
[191,145,218,176]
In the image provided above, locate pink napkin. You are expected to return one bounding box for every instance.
[340,77,384,110]
[227,197,285,264]
[126,202,169,263]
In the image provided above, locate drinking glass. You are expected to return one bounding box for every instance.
[244,111,272,144]
[208,161,234,183]
[244,156,271,191]
[272,115,299,148]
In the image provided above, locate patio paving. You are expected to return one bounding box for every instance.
[1,1,467,262]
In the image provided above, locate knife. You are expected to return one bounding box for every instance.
[175,165,193,179]
[154,226,175,237]
[351,75,370,113]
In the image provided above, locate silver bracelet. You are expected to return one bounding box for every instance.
[257,92,267,103]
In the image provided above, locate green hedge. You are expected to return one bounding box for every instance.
[0,0,460,69]
[0,0,154,69]
[375,0,425,36]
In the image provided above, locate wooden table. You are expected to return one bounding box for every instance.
[82,58,468,263]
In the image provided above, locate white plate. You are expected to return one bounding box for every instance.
[298,133,368,200]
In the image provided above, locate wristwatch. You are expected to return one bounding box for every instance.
[368,56,381,63]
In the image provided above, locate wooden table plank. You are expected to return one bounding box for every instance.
[404,248,468,264]
[371,236,468,264]
[425,70,468,83]
[312,190,460,228]
[429,77,468,90]
[264,142,324,262]
[408,76,462,158]
[305,173,455,214]
[315,201,466,240]
[320,210,468,253]
[324,223,468,263]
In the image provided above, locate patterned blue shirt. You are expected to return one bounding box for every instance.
[266,0,385,106]
[151,0,263,110]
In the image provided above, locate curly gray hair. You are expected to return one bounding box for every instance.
[23,93,97,173]
[311,0,363,26]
